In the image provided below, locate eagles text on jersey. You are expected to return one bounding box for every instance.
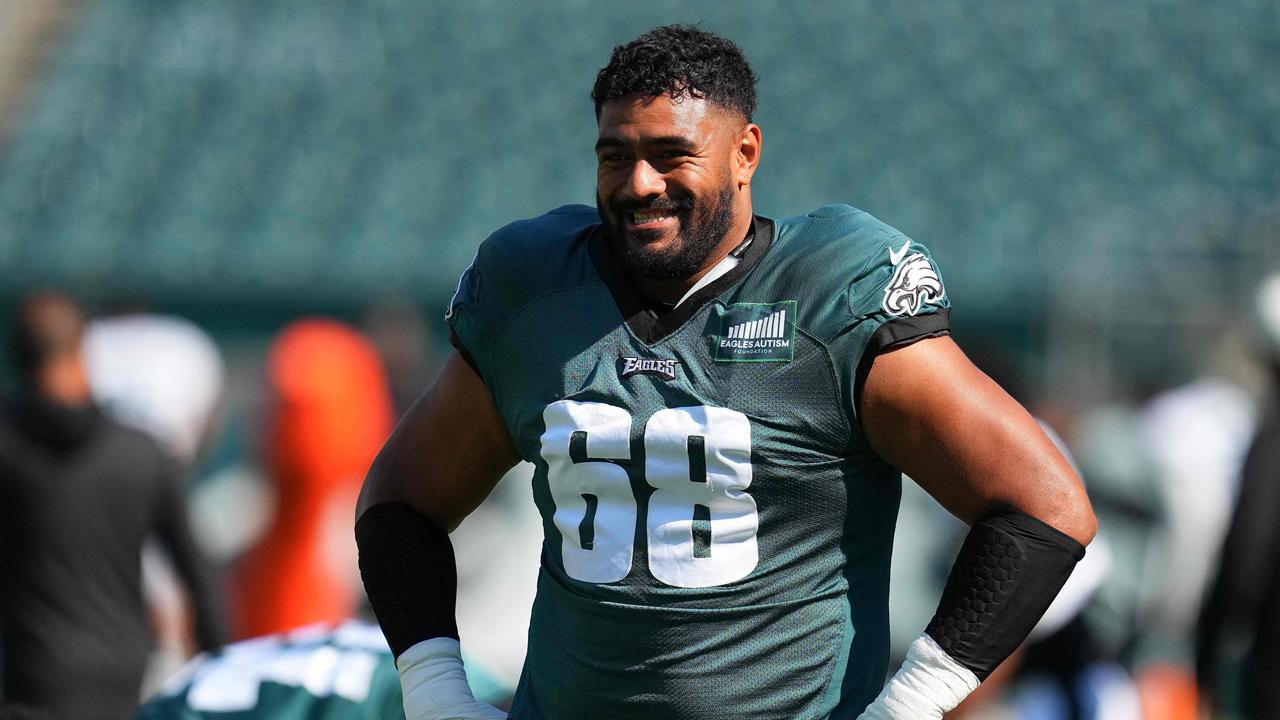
[447,203,950,719]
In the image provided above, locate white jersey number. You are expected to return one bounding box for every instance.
[540,401,636,583]
[539,401,757,588]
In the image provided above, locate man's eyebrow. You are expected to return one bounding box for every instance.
[595,137,627,152]
[594,135,697,152]
[647,135,697,149]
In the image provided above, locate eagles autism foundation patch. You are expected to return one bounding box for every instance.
[713,301,797,362]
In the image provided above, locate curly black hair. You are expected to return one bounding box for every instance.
[591,25,757,121]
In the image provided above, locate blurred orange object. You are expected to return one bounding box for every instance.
[232,319,395,638]
[1136,663,1199,720]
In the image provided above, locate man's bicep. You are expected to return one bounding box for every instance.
[860,335,1095,544]
[357,349,520,530]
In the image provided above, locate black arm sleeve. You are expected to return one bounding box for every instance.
[355,501,459,658]
[154,458,228,651]
[925,509,1085,680]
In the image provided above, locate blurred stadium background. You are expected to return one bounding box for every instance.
[1,1,1278,718]
[3,0,1277,396]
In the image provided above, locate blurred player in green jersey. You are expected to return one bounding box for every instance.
[134,621,403,720]
[356,25,1096,720]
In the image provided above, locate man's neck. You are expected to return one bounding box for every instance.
[634,209,755,305]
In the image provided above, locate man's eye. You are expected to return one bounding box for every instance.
[658,150,688,160]
[599,152,627,164]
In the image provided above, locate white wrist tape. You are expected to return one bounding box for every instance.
[856,634,980,720]
[397,637,507,720]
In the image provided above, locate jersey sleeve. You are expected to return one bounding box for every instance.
[825,217,951,426]
[445,249,485,375]
[443,204,600,387]
[443,222,527,382]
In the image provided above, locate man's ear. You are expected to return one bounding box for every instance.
[734,123,762,188]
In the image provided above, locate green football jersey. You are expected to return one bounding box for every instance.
[133,621,403,720]
[446,204,950,719]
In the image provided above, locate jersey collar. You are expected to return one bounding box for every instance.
[588,215,775,346]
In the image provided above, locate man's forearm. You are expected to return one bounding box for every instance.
[859,509,1085,719]
[355,501,460,655]
[926,510,1085,679]
[356,501,507,720]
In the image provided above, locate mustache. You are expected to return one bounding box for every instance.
[609,196,694,215]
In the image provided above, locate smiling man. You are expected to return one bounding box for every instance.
[593,86,754,301]
[356,25,1095,720]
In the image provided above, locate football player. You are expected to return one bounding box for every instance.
[133,621,404,720]
[356,25,1096,719]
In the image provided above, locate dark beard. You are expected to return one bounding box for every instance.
[598,182,736,280]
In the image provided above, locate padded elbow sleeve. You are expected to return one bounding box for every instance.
[924,510,1085,680]
[356,502,459,658]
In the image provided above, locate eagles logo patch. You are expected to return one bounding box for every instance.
[619,357,679,381]
[882,240,945,317]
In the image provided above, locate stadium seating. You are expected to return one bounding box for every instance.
[0,0,1276,388]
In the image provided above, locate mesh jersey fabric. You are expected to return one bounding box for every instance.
[446,203,951,719]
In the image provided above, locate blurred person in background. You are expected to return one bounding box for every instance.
[1126,313,1259,719]
[82,309,226,467]
[0,706,51,720]
[81,308,229,694]
[231,319,394,639]
[133,620,403,720]
[0,290,226,720]
[1197,272,1280,719]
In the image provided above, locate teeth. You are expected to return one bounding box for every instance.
[633,210,672,224]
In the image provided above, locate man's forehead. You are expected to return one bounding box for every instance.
[597,93,735,141]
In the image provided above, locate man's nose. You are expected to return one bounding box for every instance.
[625,160,666,199]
